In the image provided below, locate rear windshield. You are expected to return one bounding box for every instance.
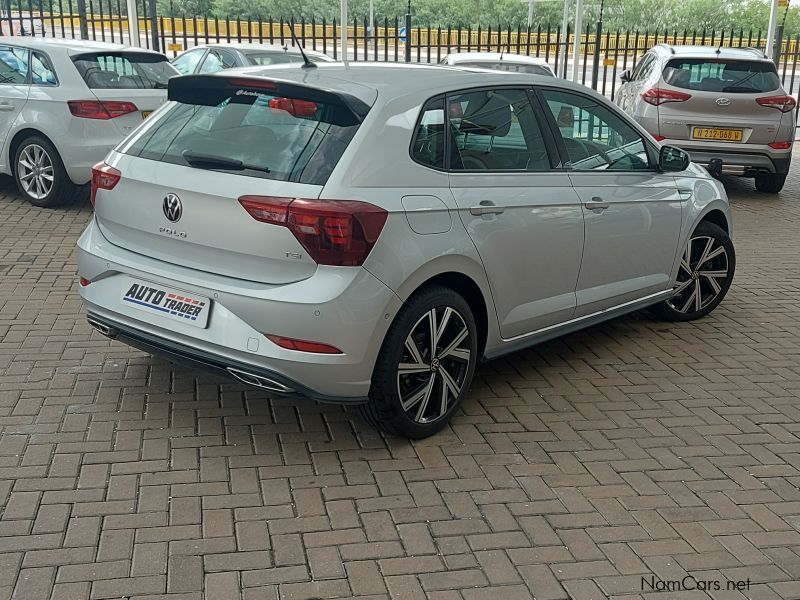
[72,51,176,89]
[663,58,780,93]
[122,85,360,184]
[458,61,553,76]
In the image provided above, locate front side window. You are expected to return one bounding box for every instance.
[0,45,29,84]
[199,49,238,74]
[123,83,361,185]
[448,88,552,171]
[172,49,205,74]
[542,89,650,171]
[663,58,780,93]
[411,96,446,169]
[72,52,175,89]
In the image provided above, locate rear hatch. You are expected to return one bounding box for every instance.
[656,57,785,144]
[71,50,177,133]
[94,74,370,284]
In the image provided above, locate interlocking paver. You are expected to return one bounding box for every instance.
[0,170,800,600]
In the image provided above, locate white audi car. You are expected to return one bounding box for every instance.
[78,63,735,438]
[0,37,178,207]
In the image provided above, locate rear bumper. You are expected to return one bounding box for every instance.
[660,140,791,175]
[77,218,402,401]
[85,312,368,404]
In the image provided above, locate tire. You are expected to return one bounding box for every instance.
[13,135,76,207]
[360,285,479,439]
[754,172,786,194]
[651,221,735,322]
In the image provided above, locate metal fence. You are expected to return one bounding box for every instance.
[4,5,800,102]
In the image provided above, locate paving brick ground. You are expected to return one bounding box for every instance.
[1,169,799,600]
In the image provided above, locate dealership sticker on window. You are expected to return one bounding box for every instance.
[121,279,211,328]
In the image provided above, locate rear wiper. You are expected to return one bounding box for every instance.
[182,151,270,173]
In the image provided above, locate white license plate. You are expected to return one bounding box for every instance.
[121,279,211,328]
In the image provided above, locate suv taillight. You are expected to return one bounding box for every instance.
[239,196,388,266]
[641,88,692,106]
[756,95,797,113]
[68,100,138,119]
[90,162,121,207]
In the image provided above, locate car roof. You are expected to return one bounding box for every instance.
[0,36,166,56]
[444,52,550,66]
[184,42,329,57]
[205,62,583,105]
[653,44,770,61]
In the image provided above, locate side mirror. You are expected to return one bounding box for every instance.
[620,69,632,83]
[659,145,690,172]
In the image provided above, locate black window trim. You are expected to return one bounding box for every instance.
[533,85,660,174]
[408,84,566,174]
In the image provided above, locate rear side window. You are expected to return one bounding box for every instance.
[31,52,57,85]
[0,45,29,84]
[411,97,446,169]
[72,52,176,89]
[664,58,780,93]
[124,85,361,185]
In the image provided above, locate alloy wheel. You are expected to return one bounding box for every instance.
[18,144,54,200]
[396,306,472,424]
[667,234,730,314]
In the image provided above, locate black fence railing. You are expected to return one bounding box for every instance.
[3,9,800,103]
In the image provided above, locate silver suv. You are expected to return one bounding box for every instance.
[77,63,735,438]
[616,44,794,193]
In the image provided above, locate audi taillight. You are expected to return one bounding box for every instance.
[756,95,797,113]
[90,162,121,207]
[68,100,138,119]
[238,196,388,266]
[641,88,692,106]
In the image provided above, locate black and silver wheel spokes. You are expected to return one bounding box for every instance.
[668,235,729,314]
[396,306,471,424]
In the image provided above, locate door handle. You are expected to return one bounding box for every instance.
[470,200,505,216]
[584,196,610,210]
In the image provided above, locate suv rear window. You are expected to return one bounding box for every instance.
[72,51,175,89]
[122,82,361,184]
[663,58,780,93]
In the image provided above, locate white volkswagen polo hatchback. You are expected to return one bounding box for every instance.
[77,63,735,438]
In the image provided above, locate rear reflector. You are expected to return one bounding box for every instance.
[239,196,388,267]
[756,95,797,113]
[68,100,138,119]
[79,277,91,287]
[90,162,121,207]
[769,140,793,149]
[641,88,692,106]
[265,334,343,354]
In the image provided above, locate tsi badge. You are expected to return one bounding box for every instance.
[159,193,187,238]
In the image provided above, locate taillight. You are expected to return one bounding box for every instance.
[756,95,797,113]
[769,140,793,149]
[265,334,343,354]
[68,100,138,119]
[653,135,666,142]
[268,98,318,117]
[90,161,121,207]
[641,88,692,106]
[239,196,388,267]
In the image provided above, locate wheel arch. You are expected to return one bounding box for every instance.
[8,128,59,175]
[698,208,729,234]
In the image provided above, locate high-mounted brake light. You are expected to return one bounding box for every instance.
[641,88,692,106]
[268,97,318,117]
[68,100,138,119]
[265,334,343,354]
[227,78,278,90]
[90,162,121,207]
[756,95,797,113]
[238,196,388,267]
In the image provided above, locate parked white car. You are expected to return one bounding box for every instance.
[440,52,555,76]
[0,37,178,207]
[171,42,334,75]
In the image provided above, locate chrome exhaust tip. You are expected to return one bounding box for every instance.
[227,368,295,393]
[87,316,118,338]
